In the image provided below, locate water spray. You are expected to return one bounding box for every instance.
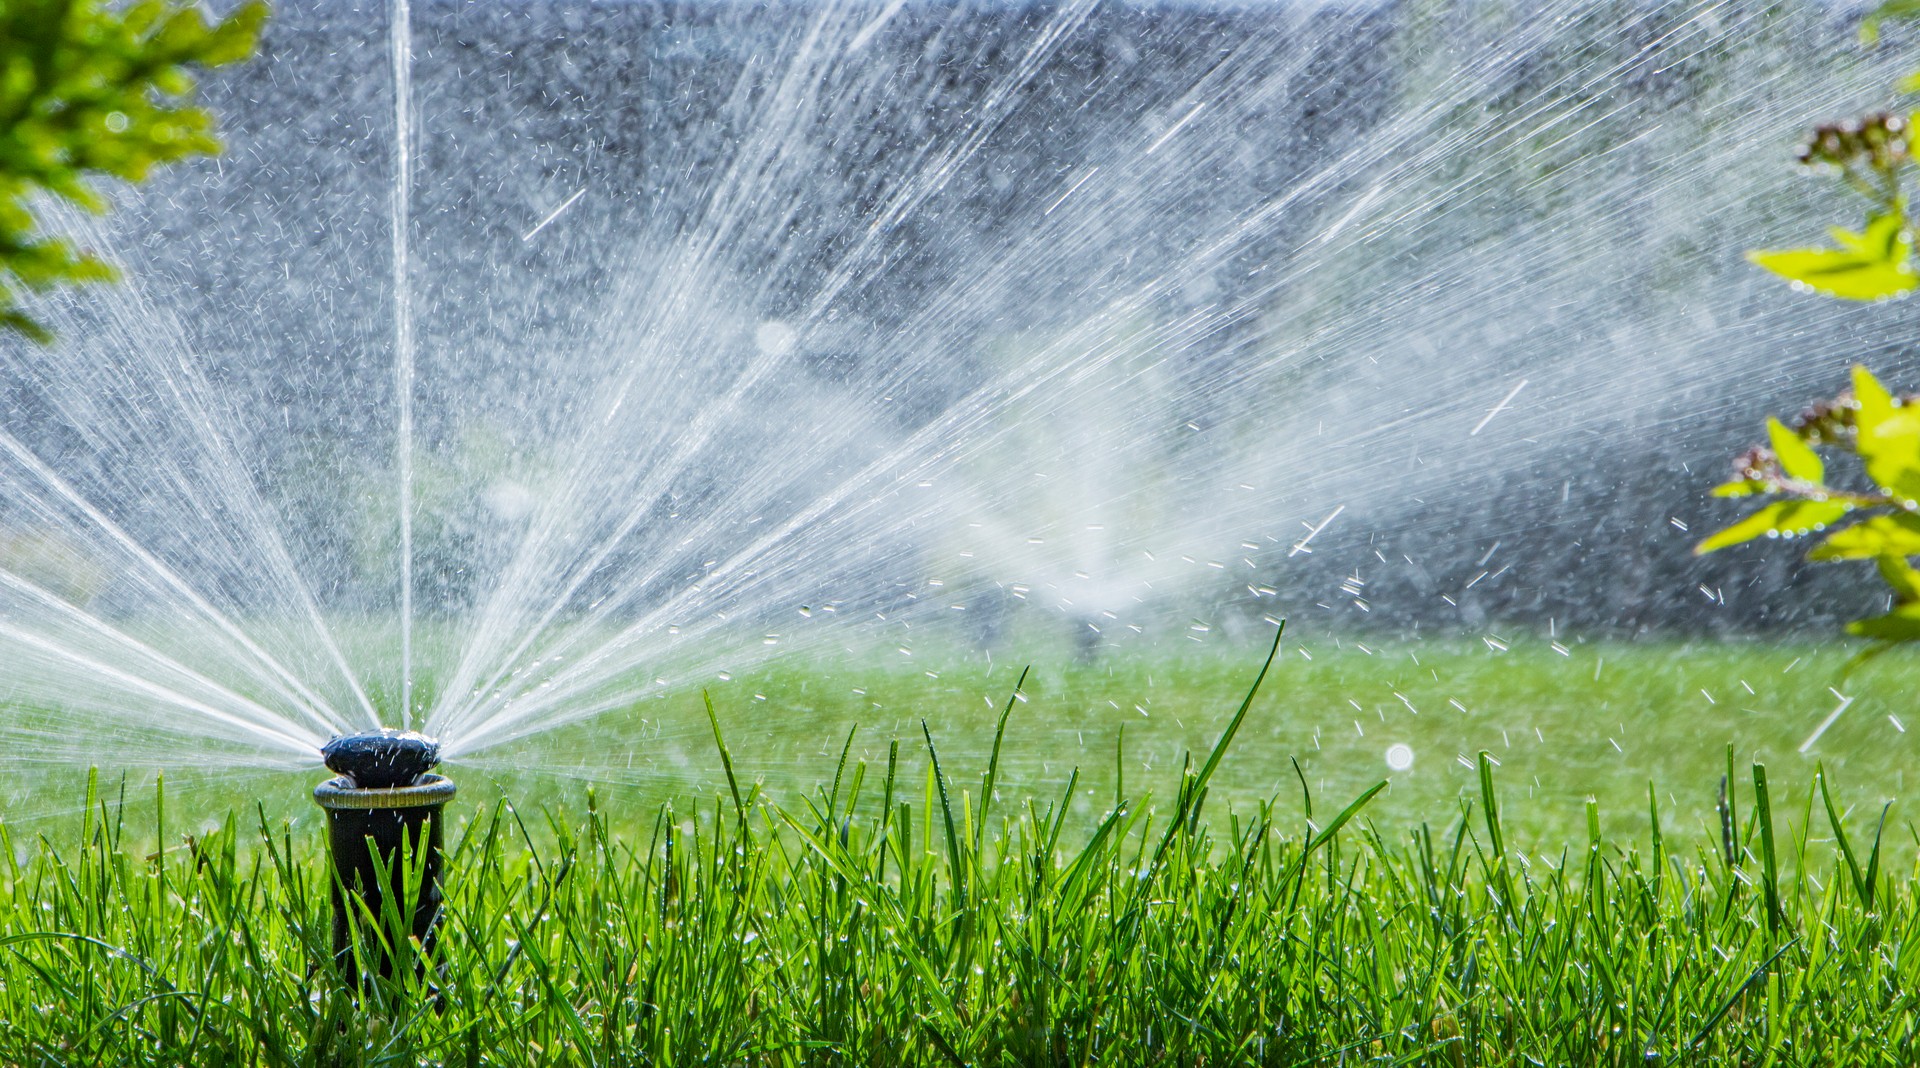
[312,728,453,982]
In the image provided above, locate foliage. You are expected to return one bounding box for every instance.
[1748,112,1918,300]
[0,0,265,342]
[1702,8,1920,653]
[1698,366,1920,647]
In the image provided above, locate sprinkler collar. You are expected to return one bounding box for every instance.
[313,772,456,810]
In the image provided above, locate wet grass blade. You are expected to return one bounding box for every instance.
[1752,762,1783,937]
[1149,620,1283,873]
[1817,763,1872,909]
[975,665,1028,859]
[922,719,966,914]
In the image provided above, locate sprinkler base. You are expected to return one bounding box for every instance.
[313,772,455,983]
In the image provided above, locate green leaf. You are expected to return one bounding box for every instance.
[200,3,267,66]
[1851,366,1920,501]
[1876,553,1920,601]
[1835,213,1908,261]
[0,0,264,342]
[1855,365,1895,420]
[1862,0,1920,43]
[1750,215,1918,300]
[1766,416,1823,483]
[1848,603,1920,642]
[1756,251,1918,298]
[1809,513,1920,560]
[1711,479,1769,498]
[1697,500,1851,555]
[1749,247,1917,300]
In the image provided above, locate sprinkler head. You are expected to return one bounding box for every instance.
[314,729,454,984]
[322,728,440,788]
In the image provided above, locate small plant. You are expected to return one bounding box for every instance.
[0,0,266,342]
[1699,365,1920,646]
[1748,110,1917,300]
[1700,14,1920,651]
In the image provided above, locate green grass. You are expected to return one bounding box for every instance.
[5,634,1920,1064]
[483,630,1920,851]
[10,628,1916,848]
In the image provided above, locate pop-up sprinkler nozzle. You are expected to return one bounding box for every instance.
[313,728,454,983]
[322,728,441,788]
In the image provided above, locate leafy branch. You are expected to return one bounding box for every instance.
[0,0,266,342]
[1701,9,1920,652]
[1699,366,1920,644]
[1748,112,1918,301]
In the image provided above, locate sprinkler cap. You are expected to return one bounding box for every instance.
[322,728,441,789]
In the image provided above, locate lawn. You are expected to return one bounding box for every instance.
[3,629,1919,1063]
[478,629,1920,851]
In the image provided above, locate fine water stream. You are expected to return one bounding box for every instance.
[1,0,1915,837]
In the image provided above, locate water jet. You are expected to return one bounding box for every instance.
[313,728,453,982]
[0,0,1908,825]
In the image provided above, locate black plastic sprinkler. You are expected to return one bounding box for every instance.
[313,729,454,982]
